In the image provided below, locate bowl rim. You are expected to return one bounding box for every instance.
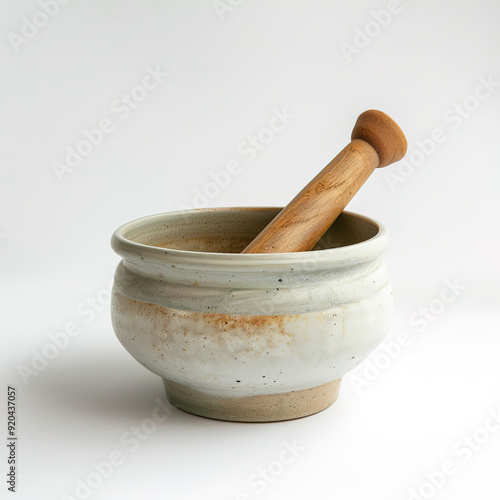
[111,206,389,269]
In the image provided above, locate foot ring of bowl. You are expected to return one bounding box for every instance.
[163,378,342,422]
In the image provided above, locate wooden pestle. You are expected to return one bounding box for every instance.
[242,110,407,254]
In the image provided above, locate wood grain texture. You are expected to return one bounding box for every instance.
[242,139,379,253]
[241,110,407,254]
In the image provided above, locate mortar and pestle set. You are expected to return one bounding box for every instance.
[111,110,407,422]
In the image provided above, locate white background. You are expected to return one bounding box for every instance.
[1,1,499,499]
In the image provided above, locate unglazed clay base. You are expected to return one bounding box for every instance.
[163,379,342,422]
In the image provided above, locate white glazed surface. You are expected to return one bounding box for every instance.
[111,208,393,398]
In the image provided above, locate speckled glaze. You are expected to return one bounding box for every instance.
[111,207,393,422]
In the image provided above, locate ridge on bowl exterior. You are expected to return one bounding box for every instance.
[110,207,393,422]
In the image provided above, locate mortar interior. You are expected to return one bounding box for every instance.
[124,208,379,254]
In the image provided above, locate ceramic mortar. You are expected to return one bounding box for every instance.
[110,207,393,422]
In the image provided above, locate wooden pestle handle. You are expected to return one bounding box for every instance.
[242,110,407,254]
